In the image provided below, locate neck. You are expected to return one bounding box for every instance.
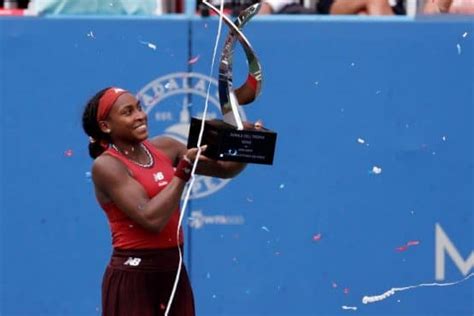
[111,143,137,156]
[111,141,153,168]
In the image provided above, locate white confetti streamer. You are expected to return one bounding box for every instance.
[362,273,474,304]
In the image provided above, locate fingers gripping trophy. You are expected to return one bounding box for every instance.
[188,1,277,165]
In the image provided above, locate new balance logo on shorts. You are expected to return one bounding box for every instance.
[123,257,142,266]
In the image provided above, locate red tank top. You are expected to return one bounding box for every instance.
[100,140,183,249]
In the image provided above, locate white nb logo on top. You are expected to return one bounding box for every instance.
[153,172,164,182]
[124,257,141,266]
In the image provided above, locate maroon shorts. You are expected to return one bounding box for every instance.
[102,247,195,316]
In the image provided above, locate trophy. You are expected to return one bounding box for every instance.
[187,1,277,165]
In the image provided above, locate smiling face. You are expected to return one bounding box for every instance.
[100,93,149,144]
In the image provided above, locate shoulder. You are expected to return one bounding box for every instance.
[92,153,129,184]
[148,136,186,165]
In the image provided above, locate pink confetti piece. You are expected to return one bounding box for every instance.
[396,245,408,252]
[312,233,322,242]
[160,303,166,310]
[396,240,421,252]
[332,282,338,288]
[343,288,350,295]
[64,149,73,157]
[188,55,200,65]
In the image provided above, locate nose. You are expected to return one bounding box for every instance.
[135,109,147,121]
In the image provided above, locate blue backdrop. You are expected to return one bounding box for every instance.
[0,14,473,316]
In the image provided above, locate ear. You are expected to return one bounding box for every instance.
[98,121,111,134]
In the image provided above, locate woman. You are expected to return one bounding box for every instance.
[82,87,249,316]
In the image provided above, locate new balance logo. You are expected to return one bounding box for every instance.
[124,257,141,266]
[153,172,164,182]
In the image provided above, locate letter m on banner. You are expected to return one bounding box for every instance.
[435,223,474,281]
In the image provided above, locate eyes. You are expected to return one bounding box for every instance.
[121,102,143,116]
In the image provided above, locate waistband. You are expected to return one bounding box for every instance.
[108,247,183,272]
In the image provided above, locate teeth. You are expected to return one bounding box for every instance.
[136,124,147,131]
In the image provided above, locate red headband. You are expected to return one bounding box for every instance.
[96,87,128,122]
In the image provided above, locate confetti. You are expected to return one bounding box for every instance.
[396,245,408,252]
[342,306,358,311]
[357,138,365,144]
[343,288,350,295]
[279,184,285,189]
[212,294,217,299]
[188,55,200,64]
[332,282,338,288]
[375,90,381,94]
[456,43,461,55]
[462,32,468,38]
[85,171,92,179]
[86,31,95,38]
[371,166,382,175]
[160,303,166,310]
[442,136,447,141]
[350,62,355,67]
[314,81,319,86]
[246,197,254,202]
[396,240,420,252]
[362,273,473,304]
[261,226,270,232]
[206,272,211,279]
[64,149,73,157]
[406,240,420,246]
[312,233,322,241]
[140,41,157,50]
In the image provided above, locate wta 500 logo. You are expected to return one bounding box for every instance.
[136,72,247,199]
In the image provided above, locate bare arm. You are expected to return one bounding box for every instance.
[92,155,187,233]
[423,0,453,13]
[259,3,274,14]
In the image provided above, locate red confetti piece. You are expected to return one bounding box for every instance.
[64,149,73,157]
[396,240,421,252]
[188,55,200,65]
[312,233,322,242]
[396,245,408,252]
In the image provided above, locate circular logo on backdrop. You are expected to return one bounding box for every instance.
[136,72,247,199]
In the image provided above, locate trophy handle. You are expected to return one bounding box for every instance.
[202,1,263,130]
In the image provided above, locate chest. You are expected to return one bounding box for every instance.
[129,160,175,197]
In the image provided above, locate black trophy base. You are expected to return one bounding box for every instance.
[187,117,277,165]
